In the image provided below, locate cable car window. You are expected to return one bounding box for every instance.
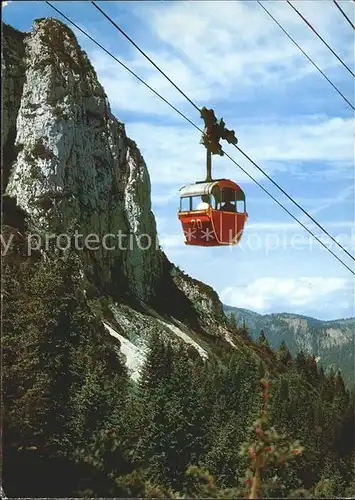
[192,194,210,210]
[236,200,245,213]
[218,187,236,211]
[210,191,219,209]
[180,197,191,212]
[220,200,236,212]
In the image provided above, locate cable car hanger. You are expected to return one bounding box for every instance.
[199,107,238,182]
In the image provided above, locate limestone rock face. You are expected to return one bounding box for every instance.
[3,18,162,302]
[3,17,235,370]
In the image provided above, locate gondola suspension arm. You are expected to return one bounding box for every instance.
[199,107,238,181]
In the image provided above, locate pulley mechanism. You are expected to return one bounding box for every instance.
[199,107,238,181]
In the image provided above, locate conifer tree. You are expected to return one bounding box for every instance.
[239,376,304,499]
[304,354,319,386]
[258,330,270,348]
[138,330,174,394]
[239,320,251,340]
[229,311,238,329]
[295,351,307,375]
[278,340,292,366]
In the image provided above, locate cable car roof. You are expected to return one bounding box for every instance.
[179,179,244,198]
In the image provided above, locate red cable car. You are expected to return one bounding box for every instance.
[178,178,248,246]
[177,107,248,246]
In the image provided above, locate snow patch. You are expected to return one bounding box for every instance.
[104,322,145,382]
[157,319,208,359]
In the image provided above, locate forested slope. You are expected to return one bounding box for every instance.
[224,305,354,388]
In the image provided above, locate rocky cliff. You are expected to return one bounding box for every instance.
[2,18,235,379]
[3,19,162,302]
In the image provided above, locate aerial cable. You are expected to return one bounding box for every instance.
[90,1,355,263]
[287,0,355,78]
[45,2,355,276]
[221,151,354,276]
[91,1,200,113]
[231,144,355,263]
[256,0,354,111]
[45,2,200,133]
[333,0,355,30]
[93,0,355,112]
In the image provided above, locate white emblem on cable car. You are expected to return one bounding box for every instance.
[184,228,197,241]
[201,228,215,241]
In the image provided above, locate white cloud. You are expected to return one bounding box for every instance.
[130,0,354,98]
[232,116,354,168]
[77,0,354,120]
[90,50,184,118]
[219,277,352,312]
[124,116,353,188]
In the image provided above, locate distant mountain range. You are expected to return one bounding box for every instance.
[223,305,354,387]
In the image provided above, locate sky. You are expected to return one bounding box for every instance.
[3,0,355,320]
